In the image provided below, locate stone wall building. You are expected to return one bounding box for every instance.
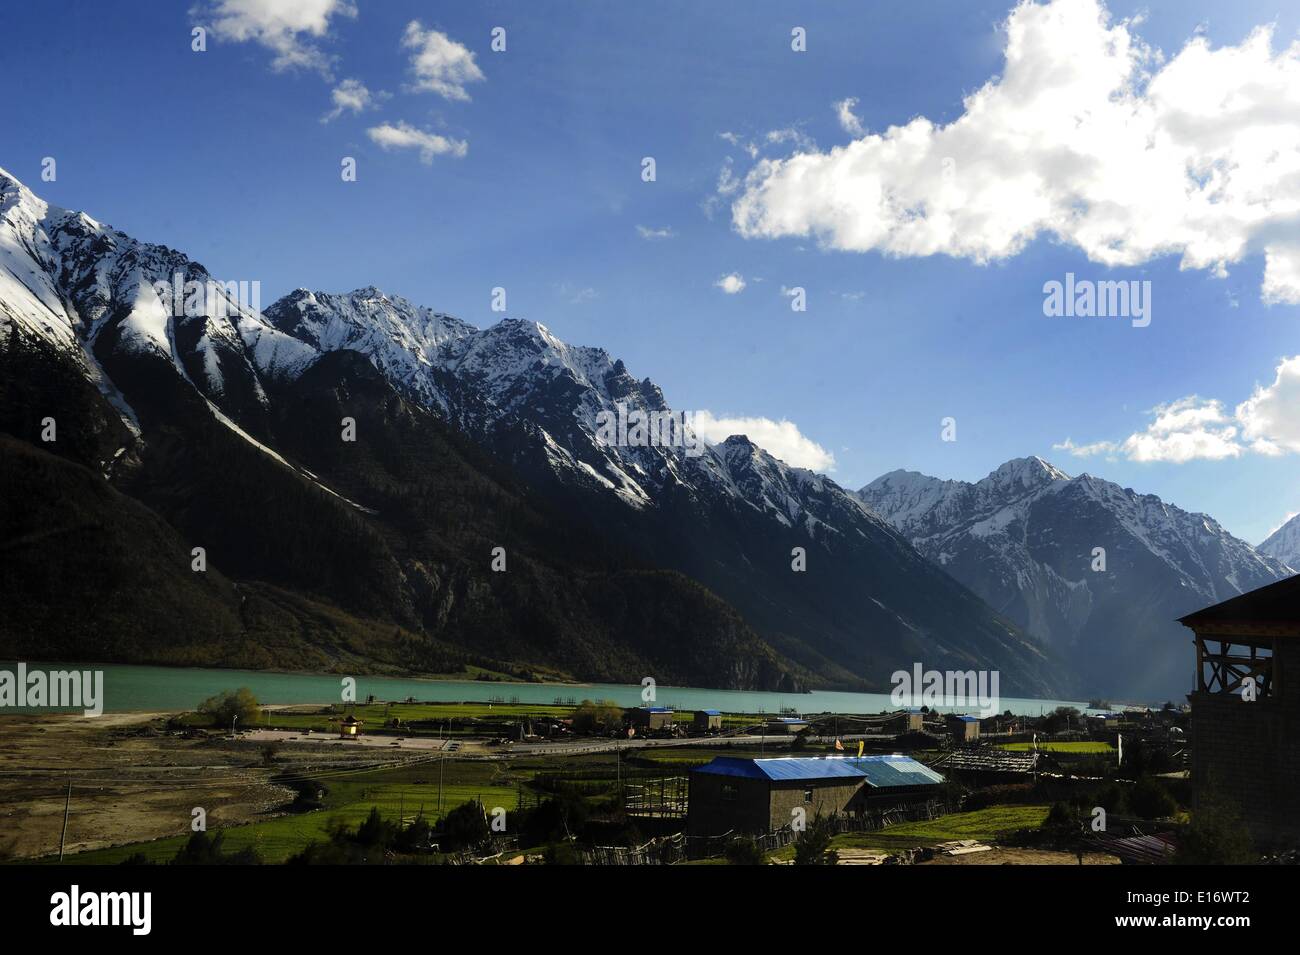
[1179,575,1300,846]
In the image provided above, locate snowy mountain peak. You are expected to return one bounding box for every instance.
[1259,513,1300,573]
[986,455,1070,487]
[858,457,1290,697]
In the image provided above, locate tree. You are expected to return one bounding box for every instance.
[1128,777,1177,820]
[1175,790,1255,865]
[171,831,261,865]
[197,688,260,728]
[356,807,398,847]
[793,814,839,865]
[1041,801,1081,840]
[439,799,490,851]
[570,699,623,735]
[1041,706,1082,734]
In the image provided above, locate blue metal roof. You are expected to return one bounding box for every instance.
[641,707,674,713]
[692,755,944,787]
[699,709,721,715]
[771,717,807,723]
[854,755,946,788]
[952,715,981,722]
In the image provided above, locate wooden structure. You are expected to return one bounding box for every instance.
[337,714,364,738]
[625,776,689,819]
[1178,575,1300,845]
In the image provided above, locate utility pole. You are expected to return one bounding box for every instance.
[58,776,71,862]
[438,755,445,814]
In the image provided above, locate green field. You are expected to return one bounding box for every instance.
[997,741,1114,753]
[767,804,1052,860]
[61,757,525,865]
[59,739,803,865]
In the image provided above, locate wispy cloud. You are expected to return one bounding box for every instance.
[367,121,467,163]
[636,225,675,241]
[834,97,865,136]
[556,282,598,304]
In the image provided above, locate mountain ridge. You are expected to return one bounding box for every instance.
[857,457,1290,698]
[2,166,1064,695]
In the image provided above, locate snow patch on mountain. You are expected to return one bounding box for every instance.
[1259,514,1300,573]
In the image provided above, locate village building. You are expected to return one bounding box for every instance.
[1178,575,1300,845]
[1089,711,1122,730]
[627,706,677,733]
[686,754,945,836]
[693,709,723,734]
[894,708,925,733]
[947,714,981,742]
[337,714,363,738]
[765,716,808,735]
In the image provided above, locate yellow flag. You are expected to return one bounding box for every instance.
[857,740,864,758]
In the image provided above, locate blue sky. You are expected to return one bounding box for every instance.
[5,0,1300,543]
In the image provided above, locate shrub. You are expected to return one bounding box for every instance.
[197,688,260,729]
[1128,777,1177,820]
[793,814,839,866]
[1176,791,1255,865]
[725,838,766,865]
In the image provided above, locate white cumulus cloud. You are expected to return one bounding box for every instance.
[1055,397,1244,463]
[715,273,746,294]
[1055,365,1300,464]
[198,0,356,76]
[367,121,467,163]
[730,0,1300,304]
[321,78,384,122]
[402,20,485,101]
[1237,356,1300,455]
[693,411,836,472]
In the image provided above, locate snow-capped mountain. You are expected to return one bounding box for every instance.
[1258,514,1300,572]
[857,456,1291,699]
[0,166,1064,694]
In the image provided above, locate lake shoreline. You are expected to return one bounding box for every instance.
[1,660,1100,718]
